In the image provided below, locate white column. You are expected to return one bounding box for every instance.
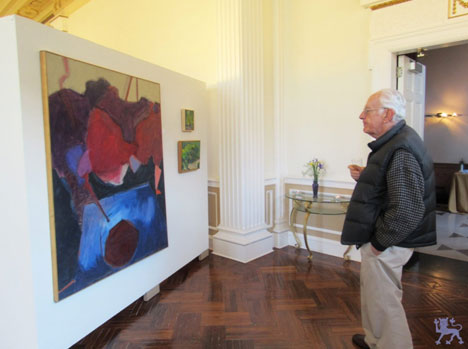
[212,0,273,263]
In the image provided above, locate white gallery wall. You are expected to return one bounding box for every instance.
[0,15,209,349]
[0,17,38,349]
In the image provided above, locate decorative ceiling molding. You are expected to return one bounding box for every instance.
[449,0,468,18]
[0,0,89,25]
[361,0,412,10]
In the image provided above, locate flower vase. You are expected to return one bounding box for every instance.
[312,179,319,198]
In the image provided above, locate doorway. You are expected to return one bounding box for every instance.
[402,43,468,263]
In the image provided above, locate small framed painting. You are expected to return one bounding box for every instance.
[178,140,200,173]
[181,109,195,132]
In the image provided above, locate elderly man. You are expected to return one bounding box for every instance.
[342,89,436,349]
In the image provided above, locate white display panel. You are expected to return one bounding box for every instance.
[0,15,209,349]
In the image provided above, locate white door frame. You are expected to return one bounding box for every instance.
[368,21,468,92]
[396,55,426,138]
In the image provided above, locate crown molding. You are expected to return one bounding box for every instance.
[0,0,90,24]
[361,0,411,10]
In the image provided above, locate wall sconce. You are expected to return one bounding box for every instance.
[425,112,462,118]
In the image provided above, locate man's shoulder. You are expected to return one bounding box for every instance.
[389,148,420,169]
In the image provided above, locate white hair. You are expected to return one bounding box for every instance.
[377,88,406,121]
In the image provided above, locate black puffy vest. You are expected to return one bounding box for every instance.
[341,121,436,248]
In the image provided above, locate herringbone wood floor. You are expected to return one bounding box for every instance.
[71,246,468,348]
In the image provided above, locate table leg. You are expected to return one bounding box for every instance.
[343,246,352,260]
[289,207,301,249]
[448,176,458,213]
[303,211,312,260]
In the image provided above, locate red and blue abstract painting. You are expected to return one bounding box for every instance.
[40,51,168,301]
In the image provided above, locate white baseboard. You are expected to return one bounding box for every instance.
[209,231,361,262]
[211,228,274,263]
[271,230,290,249]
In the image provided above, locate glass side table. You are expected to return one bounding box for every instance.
[286,191,352,261]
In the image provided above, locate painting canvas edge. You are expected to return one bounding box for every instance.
[40,51,61,302]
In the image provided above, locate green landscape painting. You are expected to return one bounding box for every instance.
[178,140,200,173]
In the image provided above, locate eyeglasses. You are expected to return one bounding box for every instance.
[361,107,387,115]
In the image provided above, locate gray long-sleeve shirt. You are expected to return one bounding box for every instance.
[371,148,425,251]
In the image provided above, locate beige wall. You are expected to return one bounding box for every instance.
[68,0,468,241]
[66,0,374,243]
[282,0,371,183]
[68,0,217,84]
[61,0,468,181]
[67,0,221,180]
[44,0,468,256]
[66,0,375,185]
[67,0,279,182]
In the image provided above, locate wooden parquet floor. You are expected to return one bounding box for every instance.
[71,246,468,348]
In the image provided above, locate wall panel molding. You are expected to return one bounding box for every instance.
[285,177,356,190]
[208,183,277,237]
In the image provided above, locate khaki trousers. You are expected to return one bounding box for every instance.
[360,243,414,349]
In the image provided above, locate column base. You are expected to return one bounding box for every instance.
[270,219,290,248]
[212,226,273,263]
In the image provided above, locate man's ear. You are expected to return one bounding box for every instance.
[385,108,396,122]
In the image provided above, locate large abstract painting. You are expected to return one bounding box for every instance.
[40,51,168,301]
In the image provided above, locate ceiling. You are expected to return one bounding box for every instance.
[0,0,89,25]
